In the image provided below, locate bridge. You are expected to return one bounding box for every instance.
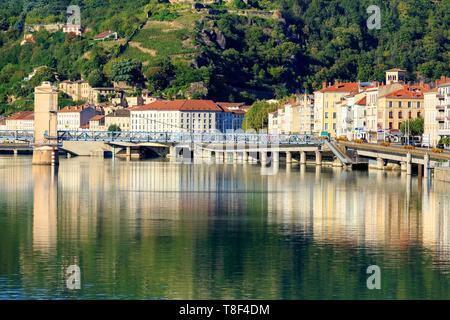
[0,130,320,145]
[337,141,450,177]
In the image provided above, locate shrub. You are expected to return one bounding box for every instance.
[432,148,443,153]
[354,139,364,144]
[381,142,391,147]
[404,145,415,150]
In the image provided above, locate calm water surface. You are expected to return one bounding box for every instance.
[0,156,449,299]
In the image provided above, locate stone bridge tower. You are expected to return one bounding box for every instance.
[32,82,59,165]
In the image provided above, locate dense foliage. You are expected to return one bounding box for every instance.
[0,0,448,115]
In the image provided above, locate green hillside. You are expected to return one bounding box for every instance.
[0,0,449,114]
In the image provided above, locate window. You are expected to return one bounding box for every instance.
[388,101,393,108]
[408,102,412,108]
[398,101,402,108]
[417,102,421,108]
[325,112,329,119]
[389,111,393,119]
[333,112,336,119]
[398,111,403,119]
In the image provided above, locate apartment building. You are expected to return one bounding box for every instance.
[105,109,131,131]
[314,82,360,137]
[57,105,97,130]
[268,95,314,134]
[5,111,34,131]
[130,100,244,133]
[428,77,450,145]
[377,86,425,134]
[59,80,123,104]
[89,115,106,131]
[336,94,367,140]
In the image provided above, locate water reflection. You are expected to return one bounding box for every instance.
[0,157,448,299]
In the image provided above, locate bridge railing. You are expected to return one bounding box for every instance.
[0,130,322,145]
[0,130,34,143]
[56,130,321,145]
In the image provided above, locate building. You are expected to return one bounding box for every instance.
[298,94,315,134]
[385,68,406,85]
[130,100,244,133]
[314,82,360,137]
[0,118,6,130]
[268,98,300,134]
[63,24,83,36]
[89,115,106,131]
[57,105,97,130]
[423,89,440,147]
[59,80,123,105]
[377,85,426,136]
[425,77,450,146]
[5,111,34,131]
[336,94,367,140]
[94,30,118,41]
[104,109,131,131]
[59,80,92,102]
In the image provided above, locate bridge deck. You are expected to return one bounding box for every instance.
[339,142,450,161]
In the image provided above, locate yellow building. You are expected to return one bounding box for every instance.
[314,82,359,137]
[377,85,426,134]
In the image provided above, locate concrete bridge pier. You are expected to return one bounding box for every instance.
[315,150,322,166]
[300,151,306,165]
[242,151,249,162]
[406,153,412,176]
[400,161,407,172]
[125,146,131,158]
[260,152,268,165]
[424,154,430,178]
[286,151,292,163]
[272,151,279,163]
[377,157,384,170]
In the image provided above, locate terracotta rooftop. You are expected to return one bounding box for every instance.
[385,88,424,99]
[437,76,450,87]
[216,102,246,108]
[6,111,34,121]
[90,115,105,121]
[355,97,367,105]
[59,105,93,113]
[320,82,360,93]
[131,100,223,112]
[94,30,115,39]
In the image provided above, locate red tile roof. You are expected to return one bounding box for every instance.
[59,105,93,113]
[94,30,115,39]
[216,102,246,108]
[437,76,450,87]
[355,97,367,105]
[131,100,223,112]
[6,111,34,121]
[0,118,6,125]
[90,115,105,121]
[385,88,424,99]
[320,82,359,93]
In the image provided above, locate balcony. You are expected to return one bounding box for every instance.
[436,105,445,111]
[436,115,446,121]
[437,94,444,100]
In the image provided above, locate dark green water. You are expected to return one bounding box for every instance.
[0,156,449,299]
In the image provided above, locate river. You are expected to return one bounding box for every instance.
[0,156,449,299]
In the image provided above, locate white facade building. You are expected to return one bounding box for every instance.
[57,105,97,130]
[130,100,244,133]
[5,111,35,131]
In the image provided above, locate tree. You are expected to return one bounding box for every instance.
[87,70,106,88]
[243,100,278,130]
[400,117,424,136]
[108,124,121,132]
[146,58,175,93]
[111,59,145,87]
